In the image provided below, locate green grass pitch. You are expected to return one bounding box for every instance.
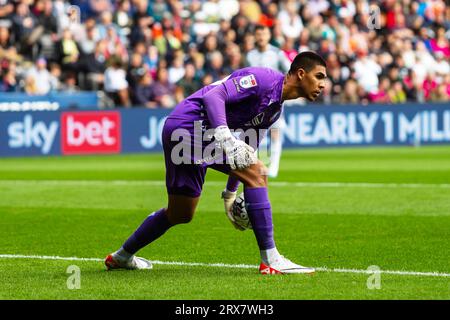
[0,146,449,299]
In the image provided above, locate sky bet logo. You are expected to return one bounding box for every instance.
[6,112,121,156]
[61,112,121,155]
[8,115,59,154]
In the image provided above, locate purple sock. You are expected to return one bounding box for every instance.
[122,208,172,254]
[226,176,240,192]
[244,187,275,250]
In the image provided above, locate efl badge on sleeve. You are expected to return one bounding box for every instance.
[239,74,258,89]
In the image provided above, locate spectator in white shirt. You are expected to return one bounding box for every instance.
[353,51,382,94]
[168,52,186,84]
[26,57,52,95]
[104,55,130,107]
[278,0,303,39]
[434,52,450,77]
[246,25,291,73]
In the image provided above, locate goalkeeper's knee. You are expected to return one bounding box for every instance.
[232,160,268,188]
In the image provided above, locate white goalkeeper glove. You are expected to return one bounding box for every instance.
[221,189,245,231]
[214,126,257,170]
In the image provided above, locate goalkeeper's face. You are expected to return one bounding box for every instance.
[296,65,327,101]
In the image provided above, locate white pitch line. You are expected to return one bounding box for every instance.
[0,254,102,262]
[0,180,449,189]
[0,254,449,278]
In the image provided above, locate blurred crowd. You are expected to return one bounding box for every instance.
[0,0,449,107]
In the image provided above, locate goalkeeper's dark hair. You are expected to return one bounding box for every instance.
[288,51,327,75]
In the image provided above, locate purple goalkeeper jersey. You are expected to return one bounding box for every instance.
[167,67,285,131]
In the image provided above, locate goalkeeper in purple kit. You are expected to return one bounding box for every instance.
[105,51,327,274]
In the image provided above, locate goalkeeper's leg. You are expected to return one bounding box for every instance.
[121,194,200,253]
[105,195,199,270]
[231,161,315,274]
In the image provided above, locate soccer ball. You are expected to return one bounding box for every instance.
[231,193,252,230]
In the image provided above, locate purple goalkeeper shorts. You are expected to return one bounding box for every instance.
[162,117,231,198]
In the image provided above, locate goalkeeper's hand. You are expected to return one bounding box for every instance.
[221,189,245,231]
[214,126,257,170]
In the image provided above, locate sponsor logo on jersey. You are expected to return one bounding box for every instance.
[245,112,265,127]
[239,74,257,89]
